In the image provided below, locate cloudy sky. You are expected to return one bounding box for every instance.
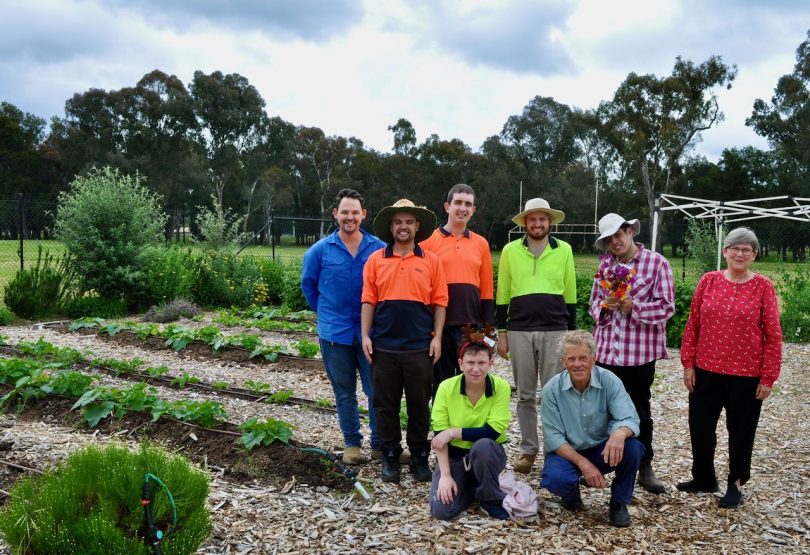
[1,0,808,160]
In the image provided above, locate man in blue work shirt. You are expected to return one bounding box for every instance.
[540,330,644,528]
[301,188,385,465]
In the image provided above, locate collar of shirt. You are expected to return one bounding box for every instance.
[438,226,470,239]
[560,366,605,392]
[521,236,559,253]
[383,244,425,258]
[459,374,495,398]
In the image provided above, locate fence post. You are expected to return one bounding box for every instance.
[270,211,276,261]
[18,193,24,271]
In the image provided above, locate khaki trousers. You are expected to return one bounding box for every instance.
[509,330,565,455]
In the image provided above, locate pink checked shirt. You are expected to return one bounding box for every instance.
[589,244,675,366]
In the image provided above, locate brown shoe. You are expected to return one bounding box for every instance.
[342,447,363,465]
[513,454,536,474]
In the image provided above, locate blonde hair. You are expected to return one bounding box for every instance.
[557,330,597,358]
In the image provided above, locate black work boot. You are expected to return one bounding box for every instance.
[637,460,666,494]
[409,450,432,482]
[381,450,401,483]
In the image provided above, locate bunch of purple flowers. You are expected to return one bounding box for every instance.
[595,255,636,307]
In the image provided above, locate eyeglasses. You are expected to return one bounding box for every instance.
[727,246,755,256]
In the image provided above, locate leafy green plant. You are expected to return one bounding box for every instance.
[192,253,263,308]
[16,337,84,364]
[281,261,309,311]
[194,195,244,252]
[265,389,294,405]
[146,364,171,378]
[666,279,697,348]
[399,399,408,430]
[61,295,127,318]
[244,380,273,394]
[41,370,97,397]
[163,324,198,351]
[685,218,721,274]
[0,443,211,554]
[257,258,285,305]
[314,398,334,408]
[3,246,76,319]
[171,372,201,389]
[0,307,15,325]
[293,339,320,358]
[68,316,104,331]
[137,245,199,307]
[212,381,229,390]
[239,417,294,449]
[90,356,144,375]
[169,400,227,428]
[54,166,167,308]
[775,268,810,343]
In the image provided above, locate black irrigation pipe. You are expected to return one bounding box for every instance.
[0,345,339,416]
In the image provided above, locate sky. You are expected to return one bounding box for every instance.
[1,0,808,161]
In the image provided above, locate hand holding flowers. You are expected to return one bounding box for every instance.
[596,255,636,310]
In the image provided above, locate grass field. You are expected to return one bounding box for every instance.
[0,238,804,302]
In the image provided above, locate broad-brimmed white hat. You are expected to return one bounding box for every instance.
[595,213,641,250]
[511,198,565,227]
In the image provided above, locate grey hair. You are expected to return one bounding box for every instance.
[557,330,597,358]
[723,227,759,252]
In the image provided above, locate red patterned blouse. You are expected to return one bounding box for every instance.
[680,271,782,387]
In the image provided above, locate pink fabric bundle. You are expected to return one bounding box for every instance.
[499,472,540,519]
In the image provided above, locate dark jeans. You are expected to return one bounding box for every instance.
[433,325,464,400]
[688,367,763,487]
[599,360,655,462]
[429,439,507,520]
[320,338,379,449]
[371,349,433,456]
[540,438,645,505]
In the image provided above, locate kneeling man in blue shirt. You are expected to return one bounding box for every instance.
[540,330,644,527]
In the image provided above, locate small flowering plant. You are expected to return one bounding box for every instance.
[595,255,636,308]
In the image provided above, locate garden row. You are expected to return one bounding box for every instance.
[63,318,322,365]
[0,337,338,413]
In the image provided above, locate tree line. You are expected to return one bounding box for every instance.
[1,30,808,254]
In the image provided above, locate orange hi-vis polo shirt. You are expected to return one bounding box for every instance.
[420,227,494,327]
[362,245,448,352]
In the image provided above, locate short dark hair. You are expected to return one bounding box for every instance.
[335,188,365,209]
[446,184,476,205]
[459,341,493,360]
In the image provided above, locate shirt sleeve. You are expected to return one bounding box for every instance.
[630,257,675,325]
[759,278,783,387]
[430,254,449,307]
[300,242,322,312]
[430,381,450,432]
[480,241,495,325]
[495,246,511,330]
[540,381,567,454]
[564,246,577,330]
[680,273,711,369]
[605,373,641,437]
[361,252,379,306]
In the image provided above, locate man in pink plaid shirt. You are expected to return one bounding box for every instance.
[589,213,674,494]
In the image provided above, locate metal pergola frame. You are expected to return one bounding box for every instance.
[651,194,810,269]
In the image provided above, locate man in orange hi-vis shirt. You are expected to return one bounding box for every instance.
[421,184,494,400]
[361,199,448,484]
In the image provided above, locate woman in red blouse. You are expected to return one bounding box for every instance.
[678,227,782,509]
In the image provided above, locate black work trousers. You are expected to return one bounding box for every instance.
[599,360,656,462]
[372,349,433,457]
[688,367,763,487]
[433,325,464,401]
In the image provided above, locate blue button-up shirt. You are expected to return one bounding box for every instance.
[541,365,640,454]
[301,229,385,345]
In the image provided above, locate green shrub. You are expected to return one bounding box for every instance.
[61,295,127,319]
[666,279,697,348]
[194,195,244,252]
[257,258,284,305]
[143,298,202,324]
[192,253,263,308]
[576,273,596,331]
[53,166,167,307]
[684,219,720,274]
[0,443,211,555]
[136,246,199,308]
[3,247,76,319]
[281,261,308,311]
[0,307,15,325]
[776,268,810,343]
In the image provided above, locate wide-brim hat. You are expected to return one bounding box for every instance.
[512,198,565,227]
[595,213,641,250]
[373,199,436,244]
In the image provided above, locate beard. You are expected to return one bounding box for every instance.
[527,226,549,241]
